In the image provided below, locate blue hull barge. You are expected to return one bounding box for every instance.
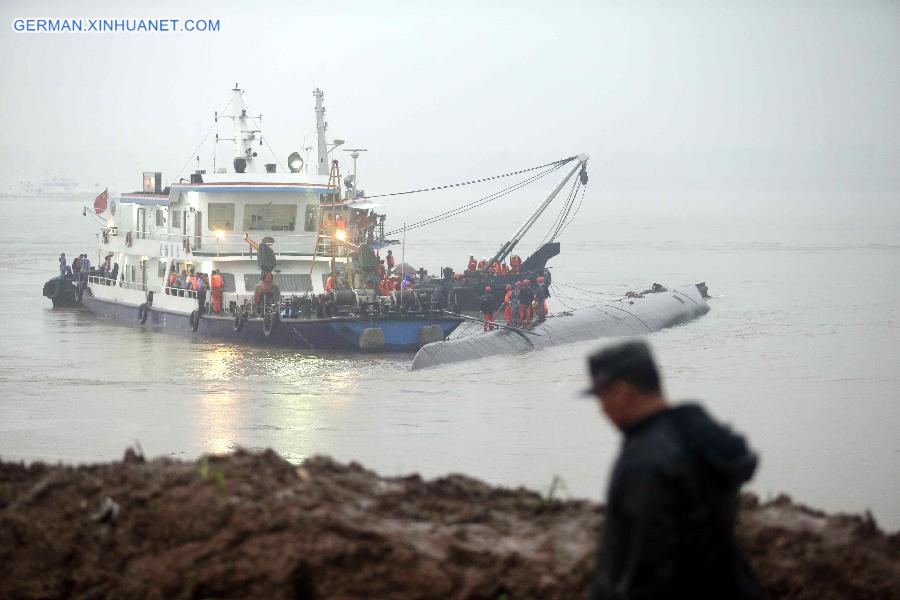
[83,294,460,352]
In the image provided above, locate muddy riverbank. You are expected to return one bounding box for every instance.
[1,449,897,598]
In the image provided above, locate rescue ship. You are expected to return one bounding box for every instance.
[50,85,465,352]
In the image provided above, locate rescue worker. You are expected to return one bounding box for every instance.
[509,281,521,327]
[518,279,534,325]
[72,254,81,278]
[467,255,477,272]
[187,269,197,294]
[58,253,66,277]
[210,269,223,314]
[326,274,334,293]
[167,267,177,293]
[386,249,395,273]
[503,284,513,326]
[533,277,547,323]
[480,286,495,331]
[253,271,281,315]
[375,259,386,279]
[196,273,208,315]
[537,276,549,318]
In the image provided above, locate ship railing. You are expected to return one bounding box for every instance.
[163,286,198,299]
[134,231,330,257]
[88,275,146,291]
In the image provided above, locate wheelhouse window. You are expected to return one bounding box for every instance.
[171,210,181,229]
[208,203,235,231]
[244,204,297,231]
[155,210,165,227]
[243,273,310,292]
[304,204,319,231]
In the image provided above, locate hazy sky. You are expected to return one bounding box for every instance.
[1,0,898,204]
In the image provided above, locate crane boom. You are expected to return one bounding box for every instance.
[488,153,588,267]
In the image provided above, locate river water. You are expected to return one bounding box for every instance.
[1,190,898,530]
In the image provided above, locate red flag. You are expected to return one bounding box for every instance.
[93,188,108,214]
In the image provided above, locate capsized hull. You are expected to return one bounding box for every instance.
[82,297,462,352]
[410,283,710,369]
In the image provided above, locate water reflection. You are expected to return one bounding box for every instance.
[200,390,237,455]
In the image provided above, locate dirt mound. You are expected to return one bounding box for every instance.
[0,449,897,599]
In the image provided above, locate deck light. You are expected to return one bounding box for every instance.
[288,152,304,173]
[215,230,225,240]
[334,229,347,242]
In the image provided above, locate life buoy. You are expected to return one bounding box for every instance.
[262,312,278,337]
[125,231,133,247]
[232,312,245,332]
[137,303,149,325]
[183,238,190,254]
[190,309,200,332]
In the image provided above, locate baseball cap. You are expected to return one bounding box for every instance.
[582,340,658,395]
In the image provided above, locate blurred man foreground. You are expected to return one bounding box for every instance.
[585,340,766,599]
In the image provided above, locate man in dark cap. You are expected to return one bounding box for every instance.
[586,340,765,599]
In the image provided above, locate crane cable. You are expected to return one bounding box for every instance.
[384,160,569,237]
[365,156,575,200]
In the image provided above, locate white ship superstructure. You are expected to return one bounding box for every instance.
[92,85,368,314]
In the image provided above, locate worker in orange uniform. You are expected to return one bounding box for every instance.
[480,286,495,331]
[467,255,477,271]
[503,284,513,326]
[210,269,223,314]
[187,269,197,293]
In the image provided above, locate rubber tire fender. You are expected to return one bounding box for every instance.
[48,279,62,300]
[232,312,245,332]
[137,303,149,325]
[262,312,278,337]
[190,309,200,332]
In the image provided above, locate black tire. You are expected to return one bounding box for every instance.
[262,312,278,337]
[232,312,245,332]
[190,309,200,332]
[48,279,62,300]
[137,303,149,325]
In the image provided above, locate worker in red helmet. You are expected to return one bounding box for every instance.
[503,284,513,325]
[479,286,495,331]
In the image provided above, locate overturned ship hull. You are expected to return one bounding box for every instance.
[410,283,710,370]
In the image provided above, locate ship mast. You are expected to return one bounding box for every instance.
[314,88,328,175]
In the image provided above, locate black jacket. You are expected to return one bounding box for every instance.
[479,293,495,314]
[591,404,765,600]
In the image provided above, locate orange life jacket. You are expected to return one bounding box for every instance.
[211,273,223,291]
[188,275,197,290]
[326,276,334,292]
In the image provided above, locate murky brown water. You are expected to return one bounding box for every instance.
[1,193,898,529]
